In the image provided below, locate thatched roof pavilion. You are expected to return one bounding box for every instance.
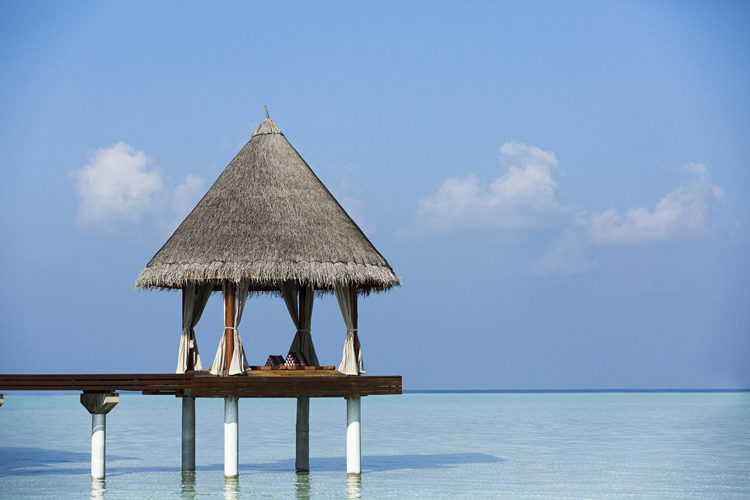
[136,109,399,377]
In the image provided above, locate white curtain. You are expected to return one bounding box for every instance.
[335,283,364,375]
[281,281,319,366]
[176,283,212,373]
[210,280,250,375]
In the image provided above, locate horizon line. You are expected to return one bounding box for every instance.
[3,388,748,396]
[405,388,750,394]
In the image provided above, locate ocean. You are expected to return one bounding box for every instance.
[0,392,748,499]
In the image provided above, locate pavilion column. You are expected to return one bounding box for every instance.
[224,281,236,369]
[296,397,310,472]
[296,285,310,473]
[223,280,239,478]
[346,396,361,475]
[346,286,362,474]
[80,392,119,479]
[224,396,239,478]
[182,390,196,471]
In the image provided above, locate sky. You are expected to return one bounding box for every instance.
[1,1,748,389]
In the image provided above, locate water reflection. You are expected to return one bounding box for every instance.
[224,477,239,500]
[90,478,106,500]
[295,472,311,499]
[346,474,362,499]
[180,471,196,500]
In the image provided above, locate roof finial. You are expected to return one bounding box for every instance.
[264,105,269,119]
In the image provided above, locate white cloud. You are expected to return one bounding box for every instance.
[72,142,162,230]
[589,164,724,244]
[71,142,205,233]
[412,141,725,275]
[537,163,725,274]
[416,141,564,230]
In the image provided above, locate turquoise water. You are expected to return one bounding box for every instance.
[1,392,749,499]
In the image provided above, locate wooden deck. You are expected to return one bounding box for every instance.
[0,372,402,398]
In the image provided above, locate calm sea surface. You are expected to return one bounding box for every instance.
[0,392,748,499]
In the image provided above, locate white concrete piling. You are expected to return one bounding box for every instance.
[346,396,361,475]
[91,414,106,478]
[296,397,310,472]
[224,396,239,478]
[182,392,196,471]
[0,393,4,408]
[80,392,119,479]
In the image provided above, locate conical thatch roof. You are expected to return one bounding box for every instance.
[135,114,399,293]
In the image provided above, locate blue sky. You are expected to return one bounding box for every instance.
[1,1,748,389]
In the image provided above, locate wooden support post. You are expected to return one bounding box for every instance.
[224,396,239,478]
[296,397,310,472]
[224,281,236,369]
[80,392,119,479]
[182,391,196,471]
[346,396,361,475]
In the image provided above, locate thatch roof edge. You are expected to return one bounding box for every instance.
[135,260,400,291]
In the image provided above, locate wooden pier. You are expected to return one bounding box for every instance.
[0,371,402,397]
[0,371,401,478]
